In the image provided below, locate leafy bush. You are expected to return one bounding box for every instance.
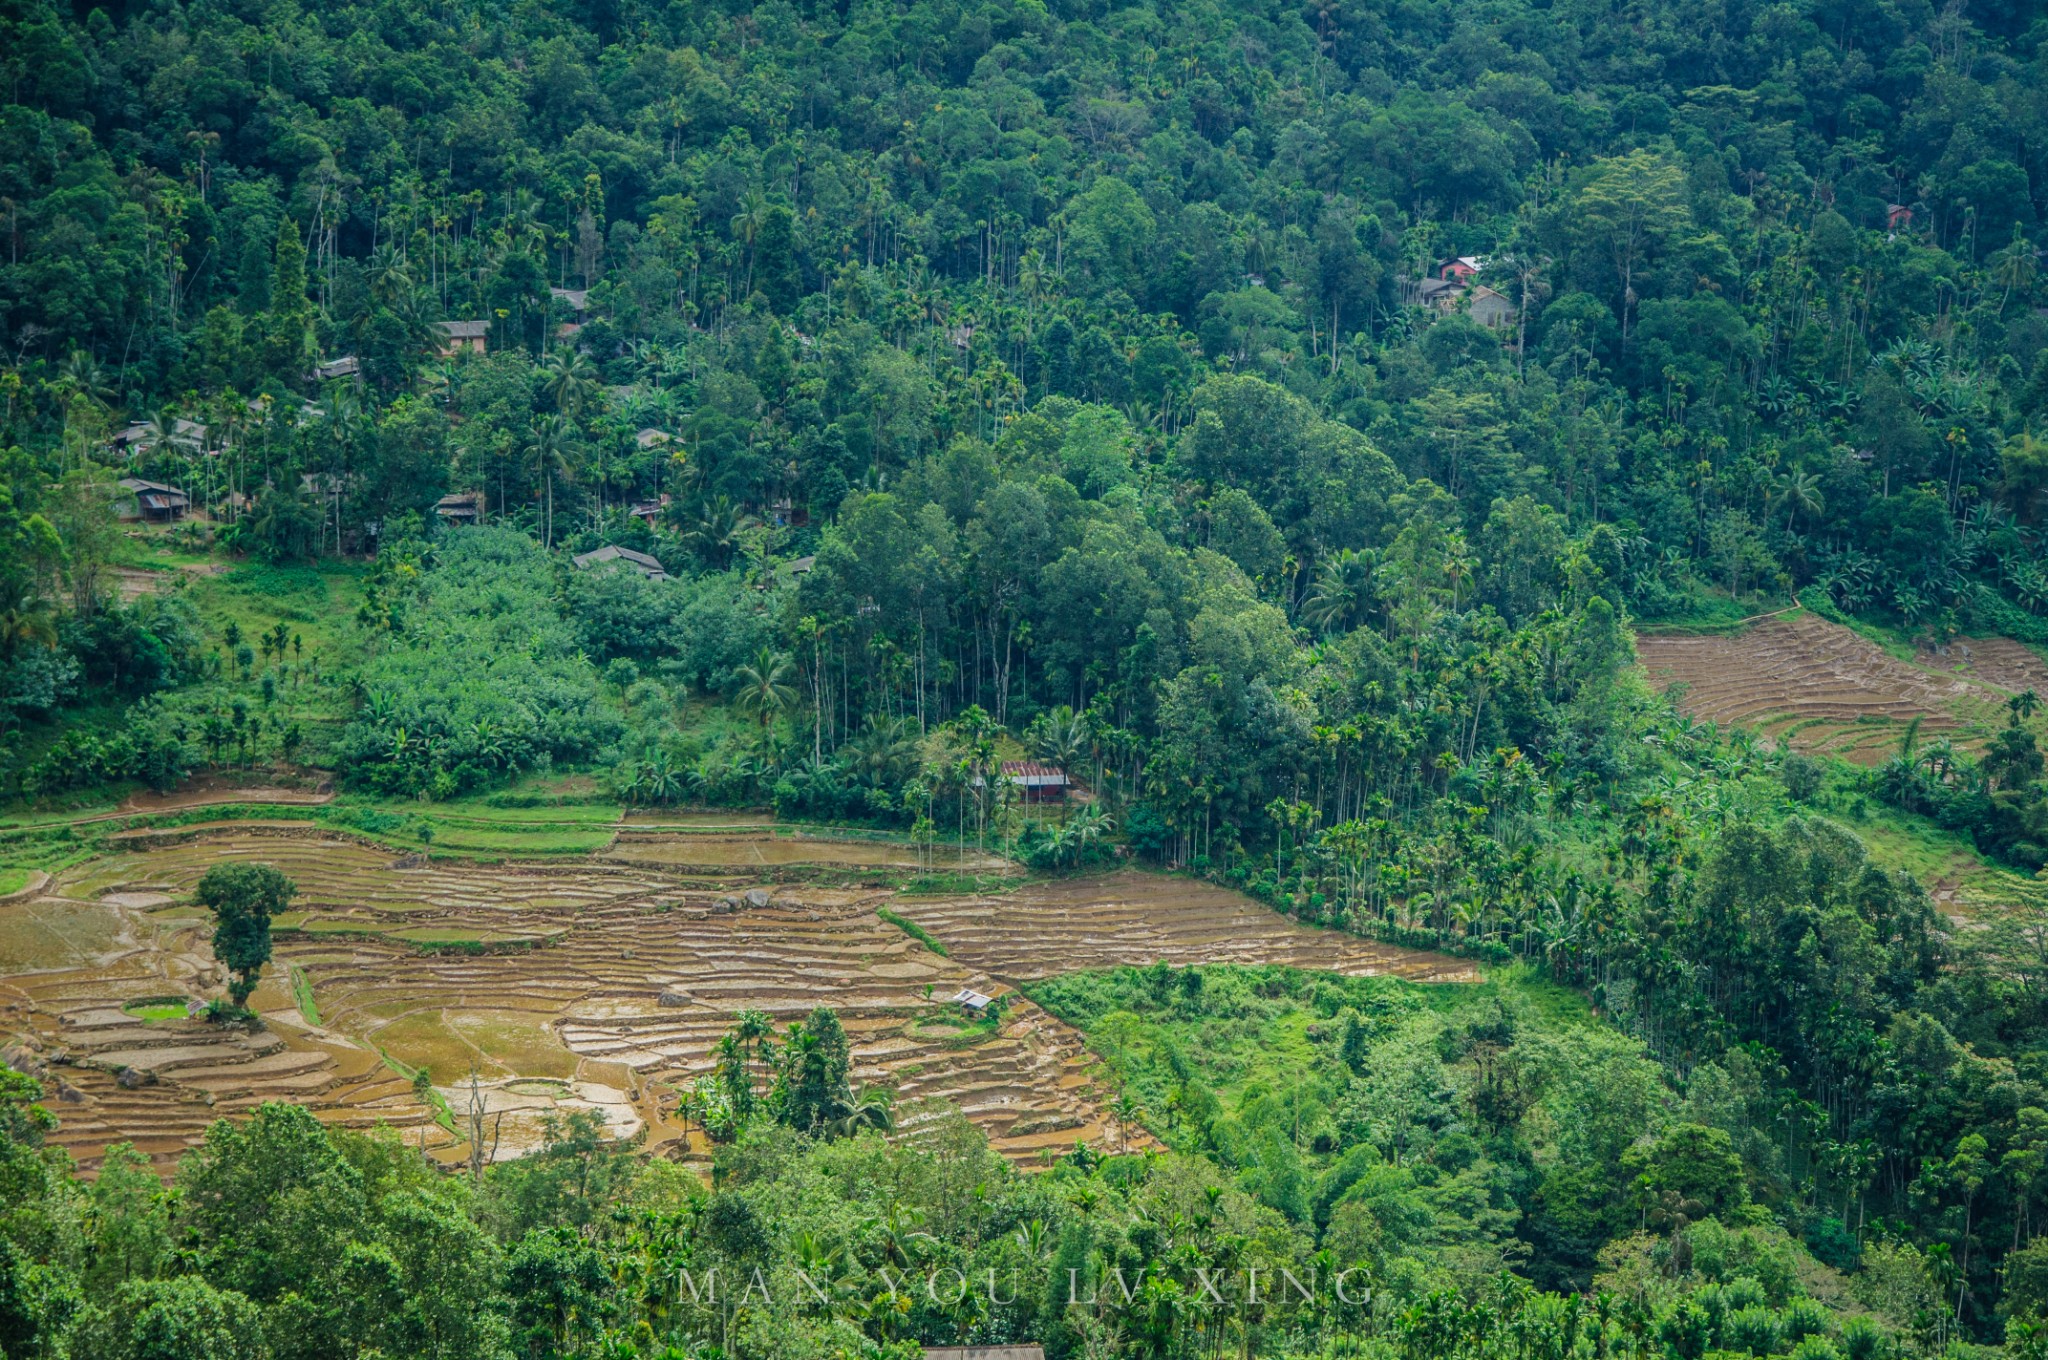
[334,529,619,796]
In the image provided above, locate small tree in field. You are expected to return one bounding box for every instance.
[195,863,296,1010]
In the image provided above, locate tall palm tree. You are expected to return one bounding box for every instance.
[1771,469,1826,532]
[730,1009,777,1101]
[540,350,602,422]
[524,414,576,547]
[732,648,798,750]
[1033,706,1088,770]
[0,578,57,660]
[365,243,412,306]
[1300,548,1379,635]
[729,189,771,295]
[683,495,759,570]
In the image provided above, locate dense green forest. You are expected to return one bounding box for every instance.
[4,0,2048,1355]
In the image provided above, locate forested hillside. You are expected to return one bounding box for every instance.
[4,0,2048,1356]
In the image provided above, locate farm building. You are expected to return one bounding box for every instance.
[111,417,206,454]
[572,544,669,581]
[1467,285,1517,329]
[308,356,361,382]
[434,320,489,356]
[115,478,190,522]
[434,492,482,524]
[953,988,995,1016]
[1001,761,1070,803]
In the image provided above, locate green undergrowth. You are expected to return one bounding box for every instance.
[896,871,1021,896]
[121,996,190,1022]
[1029,962,1607,1183]
[876,906,948,956]
[289,965,320,1025]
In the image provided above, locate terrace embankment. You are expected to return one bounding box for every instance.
[1636,612,2048,763]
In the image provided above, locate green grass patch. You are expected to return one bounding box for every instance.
[876,905,949,956]
[1633,590,1797,633]
[290,965,320,1026]
[0,868,30,896]
[897,871,1020,896]
[122,996,191,1022]
[1027,962,1604,1174]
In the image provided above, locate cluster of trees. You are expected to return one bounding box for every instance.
[1874,696,2048,866]
[8,990,2036,1360]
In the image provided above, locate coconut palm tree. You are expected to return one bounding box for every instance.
[1300,548,1379,634]
[682,495,759,570]
[1032,706,1088,770]
[1771,469,1826,532]
[0,579,57,660]
[732,648,798,752]
[541,350,602,422]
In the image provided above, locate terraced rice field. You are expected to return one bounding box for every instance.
[1636,613,2048,764]
[1,827,1470,1174]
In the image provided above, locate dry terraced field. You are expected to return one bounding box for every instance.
[1636,612,2048,763]
[0,827,1470,1174]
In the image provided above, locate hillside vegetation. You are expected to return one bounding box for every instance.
[4,0,2048,1356]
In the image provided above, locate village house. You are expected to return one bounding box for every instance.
[307,356,361,383]
[1441,254,1484,281]
[635,428,676,451]
[571,544,669,581]
[923,1349,1044,1360]
[114,478,190,522]
[1411,276,1462,313]
[1000,761,1070,803]
[1466,284,1517,329]
[626,494,669,527]
[433,320,489,356]
[433,491,482,524]
[110,417,206,454]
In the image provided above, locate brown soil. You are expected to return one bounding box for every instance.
[2,833,1471,1174]
[888,871,1475,982]
[109,562,222,602]
[117,781,334,815]
[1636,614,2042,764]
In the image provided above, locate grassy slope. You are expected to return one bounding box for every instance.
[1029,962,1593,1161]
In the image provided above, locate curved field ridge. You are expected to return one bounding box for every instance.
[1636,613,2047,764]
[0,834,1469,1174]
